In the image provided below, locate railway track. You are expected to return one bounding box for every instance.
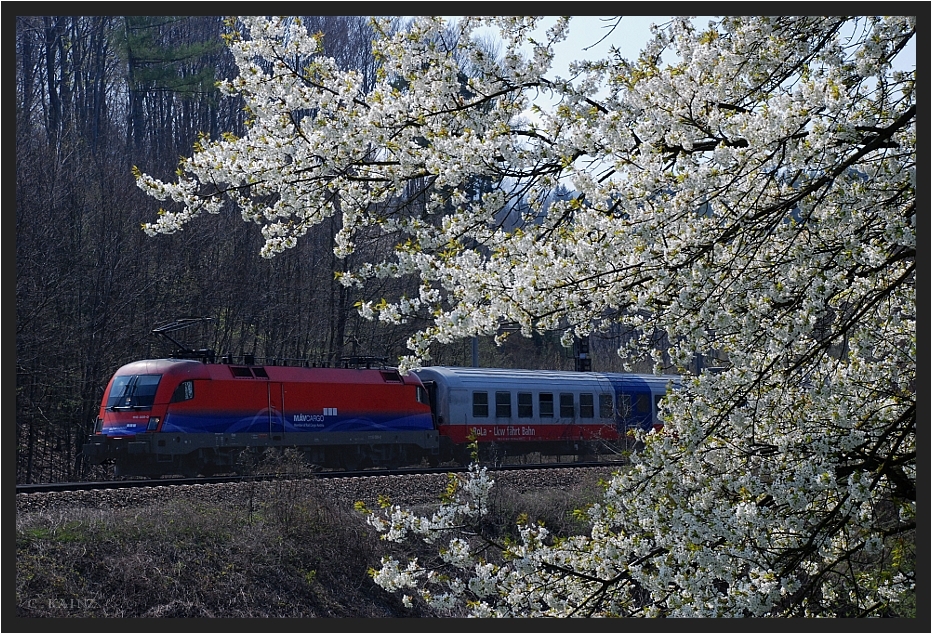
[16,459,627,495]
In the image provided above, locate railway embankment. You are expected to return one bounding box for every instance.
[16,465,617,618]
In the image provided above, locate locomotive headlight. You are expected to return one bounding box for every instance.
[147,417,161,431]
[94,417,103,433]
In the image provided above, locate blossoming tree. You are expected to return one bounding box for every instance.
[136,16,916,617]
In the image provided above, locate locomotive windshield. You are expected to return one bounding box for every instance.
[106,374,162,410]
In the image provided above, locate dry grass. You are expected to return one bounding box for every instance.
[16,452,423,618]
[16,453,604,619]
[16,492,414,618]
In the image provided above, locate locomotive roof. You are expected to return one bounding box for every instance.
[114,358,213,376]
[113,359,422,385]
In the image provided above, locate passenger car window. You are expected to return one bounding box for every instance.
[473,392,489,418]
[618,394,632,420]
[560,393,575,418]
[599,393,614,418]
[636,394,651,413]
[579,393,594,418]
[518,392,533,418]
[539,393,554,418]
[496,391,511,418]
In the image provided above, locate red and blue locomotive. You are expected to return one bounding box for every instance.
[83,357,438,477]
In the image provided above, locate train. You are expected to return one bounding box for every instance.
[82,356,679,478]
[414,366,677,465]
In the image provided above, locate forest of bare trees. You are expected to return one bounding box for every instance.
[15,15,601,484]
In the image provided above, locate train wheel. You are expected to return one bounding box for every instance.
[178,456,200,478]
[453,446,472,467]
[385,446,408,470]
[340,450,363,471]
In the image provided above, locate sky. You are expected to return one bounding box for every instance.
[441,16,695,123]
[543,15,685,75]
[521,16,702,125]
[455,15,917,78]
[454,15,713,75]
[459,15,917,122]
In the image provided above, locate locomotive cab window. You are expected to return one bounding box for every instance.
[106,376,132,409]
[473,392,489,418]
[107,374,162,410]
[496,391,512,418]
[539,393,554,418]
[517,392,533,418]
[170,380,195,403]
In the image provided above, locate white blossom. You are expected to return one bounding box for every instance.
[137,15,915,618]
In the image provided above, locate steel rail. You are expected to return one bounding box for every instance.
[16,460,627,495]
